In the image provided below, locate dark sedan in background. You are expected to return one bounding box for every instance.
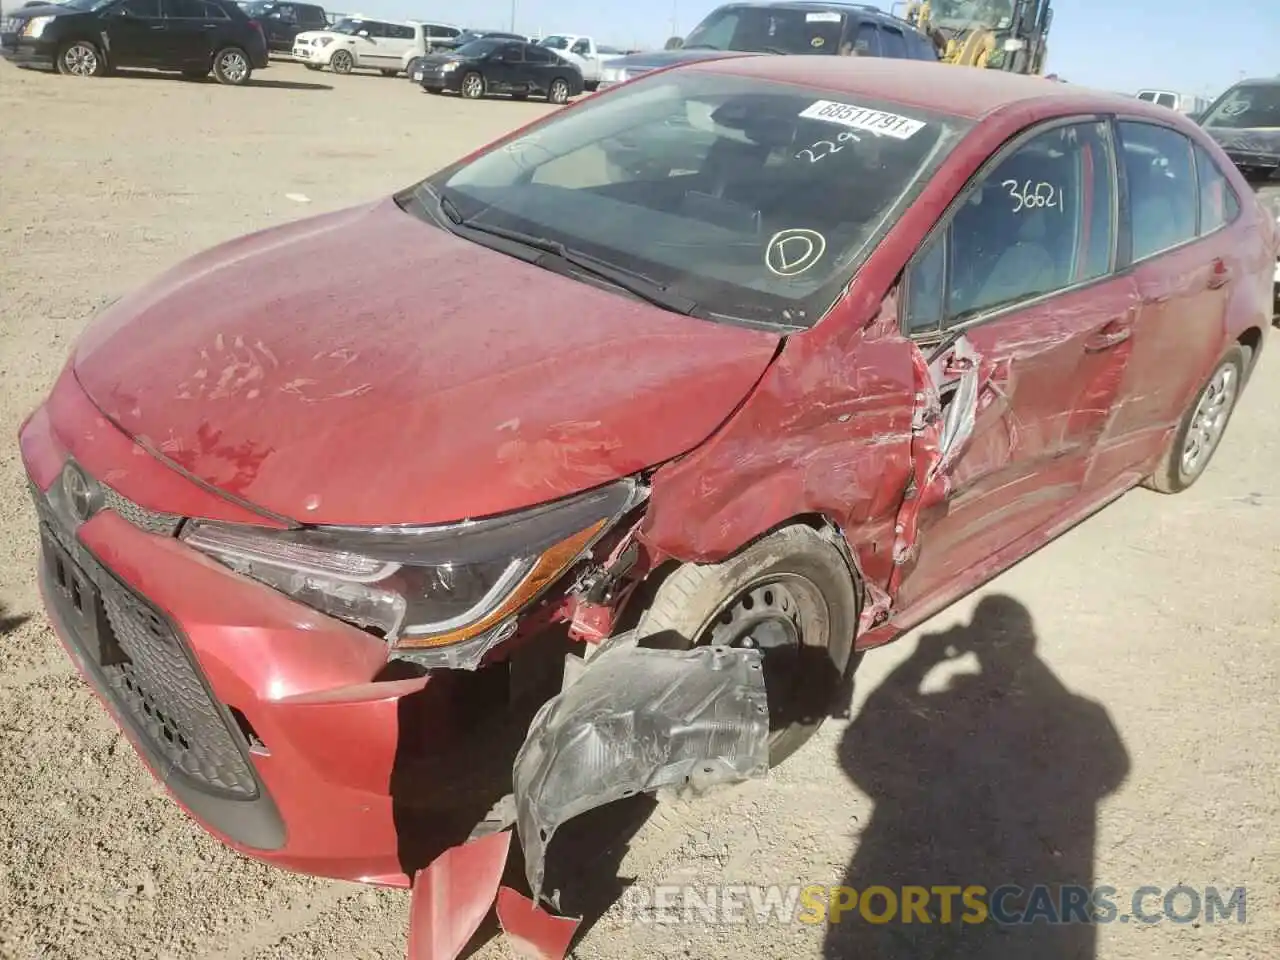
[414,37,583,103]
[0,0,269,83]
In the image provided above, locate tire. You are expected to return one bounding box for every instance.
[405,57,422,79]
[632,525,861,767]
[329,49,354,74]
[55,40,105,77]
[460,71,484,99]
[547,77,571,104]
[1143,345,1245,494]
[212,46,251,85]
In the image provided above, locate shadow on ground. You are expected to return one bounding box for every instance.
[824,594,1130,959]
[1,603,29,638]
[107,68,332,91]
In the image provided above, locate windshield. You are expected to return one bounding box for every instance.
[683,6,846,54]
[925,0,1015,30]
[454,38,503,57]
[1202,83,1280,130]
[327,18,367,34]
[411,71,969,327]
[539,35,572,50]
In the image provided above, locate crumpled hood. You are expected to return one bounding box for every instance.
[1204,125,1280,160]
[71,199,781,526]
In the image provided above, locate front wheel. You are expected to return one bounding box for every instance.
[1143,345,1246,494]
[56,40,105,77]
[547,77,570,105]
[460,71,484,99]
[632,525,861,767]
[212,46,251,85]
[329,49,354,74]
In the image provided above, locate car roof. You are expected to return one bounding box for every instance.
[710,1,925,28]
[692,56,1182,121]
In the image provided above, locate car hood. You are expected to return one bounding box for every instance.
[6,2,72,16]
[1203,125,1280,159]
[605,49,762,73]
[71,199,782,527]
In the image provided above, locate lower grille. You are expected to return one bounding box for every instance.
[35,490,260,800]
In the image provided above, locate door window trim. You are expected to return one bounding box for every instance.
[898,113,1121,342]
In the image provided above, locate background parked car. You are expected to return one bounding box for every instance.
[0,0,269,84]
[291,15,439,75]
[416,37,584,103]
[404,25,514,80]
[236,0,326,53]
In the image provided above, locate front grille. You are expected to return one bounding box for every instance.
[34,487,260,800]
[100,485,182,536]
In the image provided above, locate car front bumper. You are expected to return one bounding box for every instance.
[0,34,56,68]
[290,44,325,64]
[18,369,530,886]
[418,66,463,92]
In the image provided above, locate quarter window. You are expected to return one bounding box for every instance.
[1118,121,1198,260]
[879,26,907,58]
[1194,143,1239,235]
[853,21,879,55]
[904,120,1117,334]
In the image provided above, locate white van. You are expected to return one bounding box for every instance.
[1136,89,1211,116]
[292,16,460,75]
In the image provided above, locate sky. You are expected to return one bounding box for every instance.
[327,0,1279,98]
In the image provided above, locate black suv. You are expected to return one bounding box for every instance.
[0,0,270,84]
[596,1,938,90]
[237,1,326,53]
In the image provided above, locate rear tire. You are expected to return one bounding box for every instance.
[632,526,861,767]
[1143,345,1245,494]
[212,46,251,85]
[55,40,105,77]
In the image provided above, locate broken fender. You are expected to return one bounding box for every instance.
[512,640,770,904]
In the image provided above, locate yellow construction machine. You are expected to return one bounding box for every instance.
[904,0,1053,75]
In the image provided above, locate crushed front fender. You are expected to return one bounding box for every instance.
[512,640,770,904]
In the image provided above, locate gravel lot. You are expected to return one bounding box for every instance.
[1,59,1277,960]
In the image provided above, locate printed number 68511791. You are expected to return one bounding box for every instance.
[1001,179,1065,213]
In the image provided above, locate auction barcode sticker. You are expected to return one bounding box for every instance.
[798,100,927,140]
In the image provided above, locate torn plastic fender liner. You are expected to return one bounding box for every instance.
[512,639,771,904]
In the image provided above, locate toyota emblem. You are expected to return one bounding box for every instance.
[61,463,99,524]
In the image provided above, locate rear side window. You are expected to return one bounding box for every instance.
[879,25,907,59]
[298,5,325,24]
[166,0,206,17]
[853,20,879,55]
[1137,91,1156,102]
[525,44,556,64]
[124,0,162,16]
[1154,93,1177,109]
[1118,121,1198,260]
[203,0,229,17]
[390,24,415,40]
[908,32,937,60]
[1194,143,1240,234]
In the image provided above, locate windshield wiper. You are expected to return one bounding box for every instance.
[446,216,700,316]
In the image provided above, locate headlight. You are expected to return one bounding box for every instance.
[180,479,643,665]
[441,61,458,72]
[316,36,334,47]
[24,16,53,38]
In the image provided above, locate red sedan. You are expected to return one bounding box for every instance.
[18,54,1272,905]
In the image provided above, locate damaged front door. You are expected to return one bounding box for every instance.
[889,117,1135,610]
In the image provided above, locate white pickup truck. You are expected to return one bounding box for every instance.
[536,34,625,90]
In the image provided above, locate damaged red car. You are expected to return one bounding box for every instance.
[19,54,1273,912]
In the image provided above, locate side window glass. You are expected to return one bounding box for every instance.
[854,21,879,56]
[571,39,590,56]
[944,120,1115,325]
[398,25,416,40]
[1155,93,1176,109]
[1119,121,1198,260]
[202,0,228,17]
[1194,144,1239,235]
[880,26,907,58]
[125,0,162,16]
[165,0,204,17]
[905,233,947,336]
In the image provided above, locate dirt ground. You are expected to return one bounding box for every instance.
[1,59,1277,960]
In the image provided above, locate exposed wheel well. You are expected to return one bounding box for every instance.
[1237,327,1262,372]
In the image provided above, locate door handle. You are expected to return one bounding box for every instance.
[149,23,167,29]
[1084,324,1133,353]
[1207,257,1233,289]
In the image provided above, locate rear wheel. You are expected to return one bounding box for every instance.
[460,71,484,99]
[212,46,251,85]
[548,77,570,104]
[1144,345,1245,494]
[56,40,105,77]
[329,49,354,74]
[632,526,860,767]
